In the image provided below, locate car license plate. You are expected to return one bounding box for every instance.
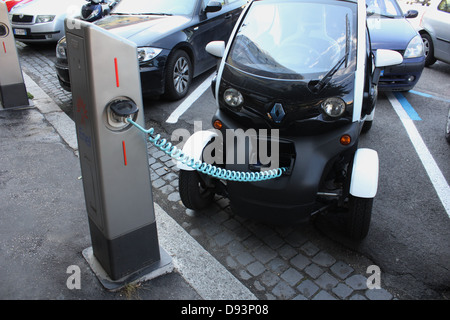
[13,28,27,36]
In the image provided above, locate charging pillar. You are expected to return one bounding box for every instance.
[0,2,30,109]
[65,19,171,289]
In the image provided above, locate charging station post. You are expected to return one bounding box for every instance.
[65,18,172,290]
[0,2,30,109]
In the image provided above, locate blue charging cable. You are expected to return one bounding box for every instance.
[126,117,286,182]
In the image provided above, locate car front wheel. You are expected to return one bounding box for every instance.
[164,50,192,100]
[421,33,437,67]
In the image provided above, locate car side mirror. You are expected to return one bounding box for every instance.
[404,10,419,18]
[206,40,225,58]
[374,49,403,68]
[372,49,403,85]
[205,1,222,13]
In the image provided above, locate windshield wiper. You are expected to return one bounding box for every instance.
[311,14,350,93]
[367,11,395,18]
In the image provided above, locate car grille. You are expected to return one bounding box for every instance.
[11,15,34,23]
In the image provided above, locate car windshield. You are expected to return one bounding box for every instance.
[112,0,197,16]
[226,1,356,80]
[366,0,402,18]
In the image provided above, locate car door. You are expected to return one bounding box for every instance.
[429,0,450,62]
[189,0,244,76]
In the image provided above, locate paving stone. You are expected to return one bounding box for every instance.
[304,263,324,279]
[159,184,174,195]
[150,162,163,170]
[260,271,280,287]
[293,294,308,300]
[225,256,238,269]
[297,279,319,298]
[227,240,246,257]
[345,274,368,290]
[272,281,296,299]
[263,233,285,250]
[247,261,265,277]
[211,210,230,224]
[152,178,166,188]
[252,245,277,264]
[267,257,289,274]
[313,290,337,300]
[155,167,169,176]
[235,252,256,266]
[332,283,353,299]
[278,244,297,260]
[167,192,180,202]
[213,230,234,247]
[330,261,354,280]
[253,280,265,291]
[290,253,311,270]
[365,288,393,300]
[349,294,367,300]
[238,269,252,281]
[300,241,320,256]
[312,251,336,267]
[280,268,304,286]
[315,272,339,290]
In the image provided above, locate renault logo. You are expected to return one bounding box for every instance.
[269,103,285,124]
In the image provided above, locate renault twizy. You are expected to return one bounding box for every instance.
[178,0,403,240]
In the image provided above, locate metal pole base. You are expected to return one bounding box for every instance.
[82,246,173,292]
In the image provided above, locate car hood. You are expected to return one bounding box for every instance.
[10,0,86,15]
[368,17,417,51]
[94,14,191,47]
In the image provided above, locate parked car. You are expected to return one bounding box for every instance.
[419,0,450,66]
[367,0,425,91]
[9,0,87,43]
[2,0,33,12]
[55,0,247,100]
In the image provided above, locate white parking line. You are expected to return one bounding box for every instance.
[166,72,216,124]
[387,92,450,218]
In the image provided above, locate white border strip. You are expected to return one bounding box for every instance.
[166,72,216,124]
[387,92,450,218]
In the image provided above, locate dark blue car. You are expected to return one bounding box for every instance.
[367,0,425,91]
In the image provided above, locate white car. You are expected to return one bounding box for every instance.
[419,0,450,66]
[9,0,86,43]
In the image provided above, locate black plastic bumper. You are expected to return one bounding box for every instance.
[212,110,360,223]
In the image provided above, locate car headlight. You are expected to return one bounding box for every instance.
[36,15,56,23]
[404,34,424,59]
[56,37,66,59]
[223,88,244,108]
[137,47,162,63]
[321,97,346,117]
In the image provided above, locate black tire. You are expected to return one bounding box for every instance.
[346,195,373,240]
[421,33,436,67]
[164,50,192,100]
[179,170,214,210]
[361,120,373,133]
[445,107,450,143]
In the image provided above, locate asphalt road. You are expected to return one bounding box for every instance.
[26,44,450,299]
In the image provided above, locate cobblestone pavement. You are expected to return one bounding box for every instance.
[16,41,398,300]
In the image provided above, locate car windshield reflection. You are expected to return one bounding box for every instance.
[227,1,356,80]
[112,0,197,16]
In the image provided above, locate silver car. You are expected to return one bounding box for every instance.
[419,0,450,66]
[9,0,86,43]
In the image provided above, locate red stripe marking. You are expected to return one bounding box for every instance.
[122,141,127,166]
[114,58,119,87]
[2,42,6,53]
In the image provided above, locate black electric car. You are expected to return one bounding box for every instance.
[177,0,403,240]
[55,0,246,100]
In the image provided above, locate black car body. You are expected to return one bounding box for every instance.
[55,0,246,99]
